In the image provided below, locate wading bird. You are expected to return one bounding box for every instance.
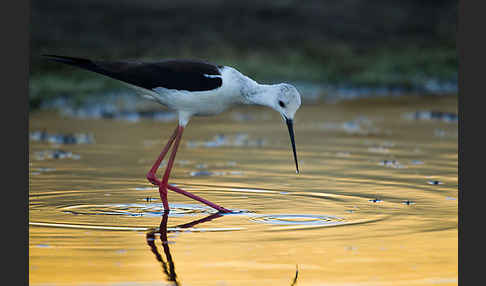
[44,55,301,213]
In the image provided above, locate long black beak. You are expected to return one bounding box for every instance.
[285,117,299,174]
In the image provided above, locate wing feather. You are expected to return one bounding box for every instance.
[43,55,223,92]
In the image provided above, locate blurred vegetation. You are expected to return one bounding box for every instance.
[30,0,457,108]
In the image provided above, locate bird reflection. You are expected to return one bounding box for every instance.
[146,211,224,285]
[146,211,299,285]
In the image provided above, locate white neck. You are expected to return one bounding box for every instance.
[237,74,279,108]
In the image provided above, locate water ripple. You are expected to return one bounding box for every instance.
[250,214,344,226]
[60,203,216,217]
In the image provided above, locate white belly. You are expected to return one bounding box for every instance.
[152,86,237,116]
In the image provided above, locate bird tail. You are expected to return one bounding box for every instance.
[42,54,99,71]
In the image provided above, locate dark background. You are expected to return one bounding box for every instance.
[29,0,457,107]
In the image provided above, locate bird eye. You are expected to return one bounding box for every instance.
[279,100,286,108]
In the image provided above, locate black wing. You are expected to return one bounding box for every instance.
[43,55,223,92]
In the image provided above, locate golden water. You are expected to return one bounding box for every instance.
[29,95,458,285]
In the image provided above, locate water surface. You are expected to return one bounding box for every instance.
[29,95,458,285]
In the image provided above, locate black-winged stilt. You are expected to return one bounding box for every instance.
[44,55,302,213]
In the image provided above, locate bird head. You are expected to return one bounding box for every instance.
[273,83,302,121]
[245,82,302,173]
[271,83,302,174]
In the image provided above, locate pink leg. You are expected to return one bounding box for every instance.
[158,126,184,210]
[146,126,179,185]
[157,125,232,213]
[159,126,184,189]
[167,184,231,213]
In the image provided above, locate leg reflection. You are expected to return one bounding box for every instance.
[147,211,178,285]
[146,211,224,285]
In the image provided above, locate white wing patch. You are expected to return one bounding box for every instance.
[203,74,222,79]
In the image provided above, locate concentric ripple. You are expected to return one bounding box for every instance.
[61,203,214,217]
[249,214,345,226]
[29,183,390,232]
